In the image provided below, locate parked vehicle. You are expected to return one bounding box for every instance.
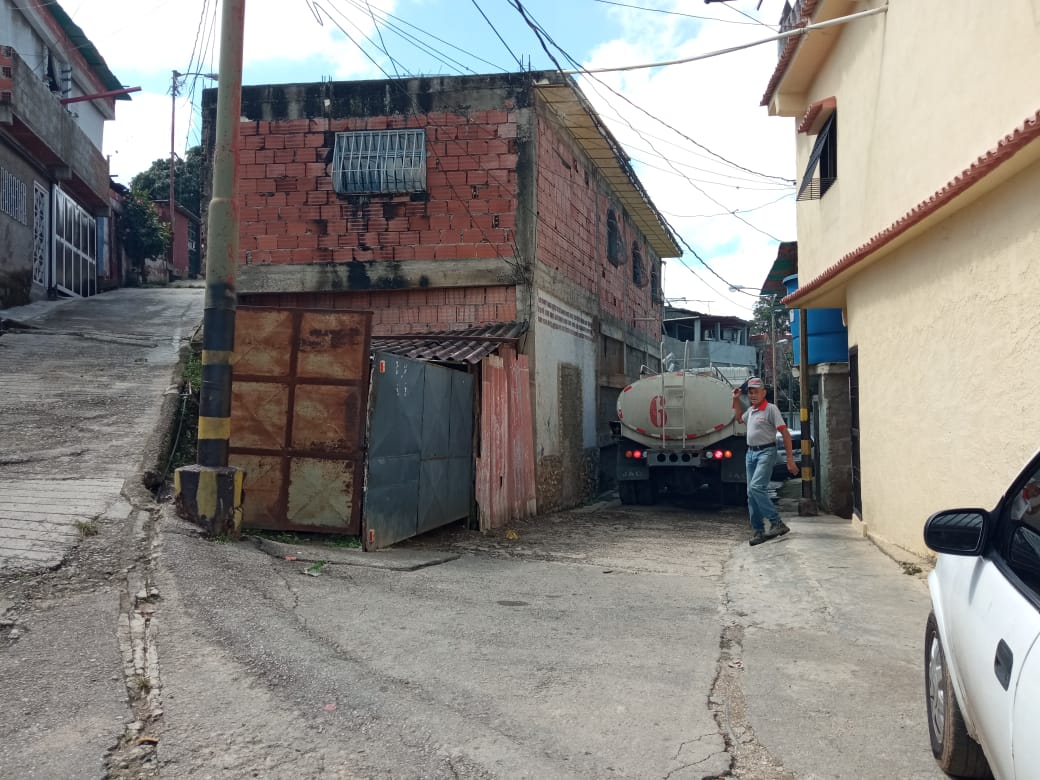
[923,452,1040,779]
[612,369,747,505]
[772,428,806,482]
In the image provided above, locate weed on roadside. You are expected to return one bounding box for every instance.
[166,349,201,476]
[75,520,99,537]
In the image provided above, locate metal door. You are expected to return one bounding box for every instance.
[229,306,372,533]
[364,353,473,550]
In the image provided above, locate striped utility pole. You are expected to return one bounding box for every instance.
[174,0,247,536]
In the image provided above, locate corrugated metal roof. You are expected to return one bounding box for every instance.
[371,321,528,365]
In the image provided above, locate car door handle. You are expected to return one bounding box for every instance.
[994,639,1013,691]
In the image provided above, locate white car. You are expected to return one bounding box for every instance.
[924,454,1040,778]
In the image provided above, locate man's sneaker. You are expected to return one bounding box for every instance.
[749,531,768,546]
[767,521,790,539]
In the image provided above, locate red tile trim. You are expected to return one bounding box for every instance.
[797,96,836,134]
[785,109,1040,305]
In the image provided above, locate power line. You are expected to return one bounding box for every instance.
[592,0,774,26]
[510,2,785,242]
[470,0,524,71]
[660,192,794,219]
[336,0,485,74]
[365,0,403,79]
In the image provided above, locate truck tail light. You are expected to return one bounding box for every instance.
[713,449,724,460]
[624,449,644,459]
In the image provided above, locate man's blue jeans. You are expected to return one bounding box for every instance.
[746,448,780,533]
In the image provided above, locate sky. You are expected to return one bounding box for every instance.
[69,0,798,319]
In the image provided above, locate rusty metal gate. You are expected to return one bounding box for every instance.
[364,352,474,550]
[229,306,372,533]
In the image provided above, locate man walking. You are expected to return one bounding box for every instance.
[732,377,798,546]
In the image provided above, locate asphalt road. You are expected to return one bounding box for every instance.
[153,497,946,779]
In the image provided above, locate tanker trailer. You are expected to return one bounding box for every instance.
[612,370,748,505]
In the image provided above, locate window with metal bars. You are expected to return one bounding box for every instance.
[797,111,837,201]
[332,129,427,195]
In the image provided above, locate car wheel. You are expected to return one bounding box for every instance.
[618,481,638,505]
[924,612,992,778]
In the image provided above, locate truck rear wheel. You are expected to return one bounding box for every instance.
[618,481,638,505]
[636,479,656,505]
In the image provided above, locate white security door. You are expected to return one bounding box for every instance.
[53,187,97,297]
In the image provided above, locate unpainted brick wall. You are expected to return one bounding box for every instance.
[236,112,519,266]
[239,285,517,336]
[534,109,661,333]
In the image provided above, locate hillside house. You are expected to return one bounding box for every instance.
[764,0,1040,554]
[0,0,127,307]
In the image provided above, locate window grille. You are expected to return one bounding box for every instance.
[797,111,837,201]
[606,208,622,266]
[632,241,646,287]
[332,129,427,195]
[1,166,28,224]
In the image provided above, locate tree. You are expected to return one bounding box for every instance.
[118,187,170,280]
[130,145,205,218]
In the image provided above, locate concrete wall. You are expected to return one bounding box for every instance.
[812,363,852,518]
[844,164,1040,554]
[531,290,598,510]
[0,146,38,306]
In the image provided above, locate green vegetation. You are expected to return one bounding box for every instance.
[117,188,170,282]
[167,349,202,475]
[75,520,99,537]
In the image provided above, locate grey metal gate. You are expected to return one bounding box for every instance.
[364,353,473,550]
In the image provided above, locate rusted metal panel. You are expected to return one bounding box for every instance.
[232,309,295,376]
[297,311,370,380]
[229,306,372,534]
[291,384,364,451]
[476,349,536,530]
[286,457,357,528]
[506,348,537,520]
[229,382,289,449]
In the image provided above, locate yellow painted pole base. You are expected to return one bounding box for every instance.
[174,465,245,537]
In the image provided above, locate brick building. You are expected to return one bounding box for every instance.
[202,71,680,516]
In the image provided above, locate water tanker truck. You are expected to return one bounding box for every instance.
[612,369,749,505]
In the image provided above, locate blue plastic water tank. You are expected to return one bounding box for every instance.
[783,274,849,366]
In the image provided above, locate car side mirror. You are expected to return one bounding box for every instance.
[923,509,990,556]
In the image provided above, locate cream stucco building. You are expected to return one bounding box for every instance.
[764,0,1040,555]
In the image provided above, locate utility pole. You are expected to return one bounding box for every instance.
[169,70,177,271]
[174,0,247,536]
